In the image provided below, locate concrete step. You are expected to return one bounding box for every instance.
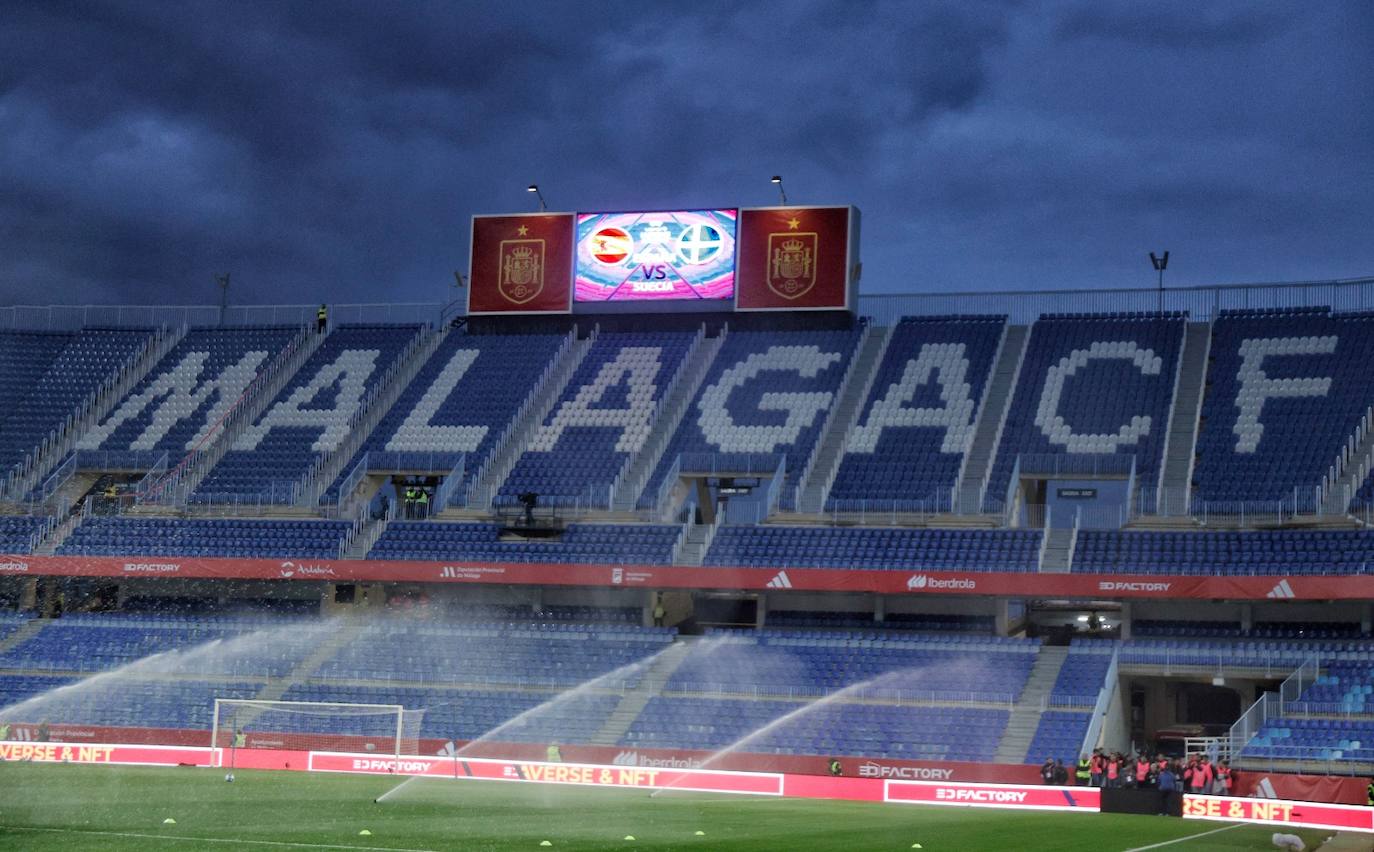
[993,645,1070,764]
[956,325,1029,513]
[588,641,693,746]
[797,325,892,514]
[1155,322,1212,515]
[0,618,49,655]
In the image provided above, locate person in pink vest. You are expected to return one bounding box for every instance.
[1135,754,1151,787]
[1106,754,1120,788]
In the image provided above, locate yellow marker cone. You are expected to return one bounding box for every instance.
[359,830,372,836]
[162,818,176,825]
[540,843,553,848]
[911,845,923,849]
[624,836,636,841]
[695,831,706,836]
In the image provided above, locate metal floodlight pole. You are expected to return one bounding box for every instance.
[1149,251,1169,313]
[527,184,547,212]
[770,175,788,206]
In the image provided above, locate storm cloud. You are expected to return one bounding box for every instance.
[0,0,1370,308]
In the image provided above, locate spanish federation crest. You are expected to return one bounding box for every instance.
[767,232,818,299]
[498,238,545,304]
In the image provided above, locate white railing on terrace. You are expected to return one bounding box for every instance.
[795,323,876,508]
[606,324,707,507]
[465,327,582,508]
[297,324,438,505]
[666,683,1021,706]
[1232,747,1374,776]
[975,326,1029,513]
[1079,647,1120,756]
[1322,405,1374,506]
[0,302,444,331]
[855,275,1374,325]
[4,324,183,500]
[1229,691,1282,758]
[652,454,682,518]
[1134,485,1332,527]
[136,325,315,507]
[621,330,727,512]
[1279,656,1322,706]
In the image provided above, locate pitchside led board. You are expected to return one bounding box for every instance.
[467,206,859,315]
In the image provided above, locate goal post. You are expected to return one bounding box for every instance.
[211,699,425,768]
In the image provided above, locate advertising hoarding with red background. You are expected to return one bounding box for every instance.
[3,554,1370,602]
[735,206,857,311]
[467,213,575,314]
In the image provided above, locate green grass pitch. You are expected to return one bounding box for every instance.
[0,763,1334,851]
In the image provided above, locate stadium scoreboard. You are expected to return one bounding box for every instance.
[468,205,859,315]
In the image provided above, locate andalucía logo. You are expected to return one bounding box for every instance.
[279,561,336,579]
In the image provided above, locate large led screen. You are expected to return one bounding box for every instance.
[574,209,737,303]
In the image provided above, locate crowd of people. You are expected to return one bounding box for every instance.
[1041,750,1234,794]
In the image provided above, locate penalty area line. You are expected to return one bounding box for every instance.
[1121,823,1243,851]
[1,825,440,852]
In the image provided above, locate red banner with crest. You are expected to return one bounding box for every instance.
[468,213,575,314]
[736,206,855,310]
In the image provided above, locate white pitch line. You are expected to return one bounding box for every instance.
[1,825,439,852]
[1121,823,1243,851]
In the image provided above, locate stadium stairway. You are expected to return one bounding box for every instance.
[955,325,1028,515]
[6,326,186,502]
[1324,420,1374,515]
[0,618,49,657]
[248,612,368,707]
[610,331,728,514]
[794,325,892,515]
[1038,526,1077,573]
[32,513,84,556]
[460,333,595,512]
[587,638,693,746]
[672,516,719,566]
[162,329,327,506]
[1154,321,1212,516]
[299,326,448,506]
[993,645,1069,764]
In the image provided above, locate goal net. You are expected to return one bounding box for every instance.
[211,699,425,767]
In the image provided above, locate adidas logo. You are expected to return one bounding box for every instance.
[1266,580,1296,599]
[1255,777,1278,799]
[765,571,793,589]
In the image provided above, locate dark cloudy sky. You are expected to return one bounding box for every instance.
[2,1,1371,309]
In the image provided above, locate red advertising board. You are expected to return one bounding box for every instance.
[736,206,857,311]
[1,552,1370,602]
[0,740,211,767]
[468,213,575,314]
[1232,771,1370,806]
[886,779,1101,812]
[1183,793,1374,833]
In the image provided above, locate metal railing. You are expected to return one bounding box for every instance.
[606,324,707,506]
[137,325,316,507]
[4,324,182,500]
[1232,746,1374,776]
[296,324,438,505]
[1016,453,1137,478]
[856,275,1374,326]
[465,327,583,508]
[433,455,468,510]
[1079,647,1120,756]
[652,454,683,518]
[679,452,784,475]
[0,302,445,331]
[1229,691,1283,758]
